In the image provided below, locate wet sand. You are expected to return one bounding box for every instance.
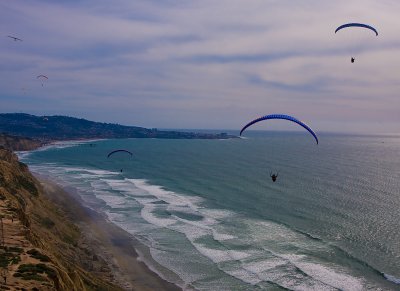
[37,175,181,291]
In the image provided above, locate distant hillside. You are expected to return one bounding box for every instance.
[0,133,43,151]
[0,113,234,141]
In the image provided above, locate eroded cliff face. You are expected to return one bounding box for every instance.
[0,149,121,290]
[0,134,43,151]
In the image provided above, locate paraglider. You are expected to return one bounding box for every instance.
[107,149,133,173]
[240,114,319,144]
[107,149,133,158]
[7,35,22,41]
[240,114,318,182]
[37,75,48,87]
[335,23,378,63]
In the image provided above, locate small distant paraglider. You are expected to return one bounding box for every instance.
[37,75,48,87]
[107,149,133,173]
[335,23,378,63]
[7,35,22,41]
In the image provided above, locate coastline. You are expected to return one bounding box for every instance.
[36,173,181,291]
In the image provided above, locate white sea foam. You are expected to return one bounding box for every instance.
[211,230,236,241]
[384,273,400,284]
[224,268,261,285]
[200,248,251,263]
[200,208,235,220]
[240,257,339,291]
[171,221,210,241]
[15,151,31,159]
[84,169,116,175]
[292,260,364,291]
[129,179,204,207]
[135,248,188,291]
[242,258,287,274]
[149,247,211,288]
[61,167,115,176]
[141,204,177,228]
[192,245,234,264]
[94,192,131,208]
[18,140,86,160]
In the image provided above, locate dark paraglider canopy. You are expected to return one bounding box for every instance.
[240,114,319,144]
[335,23,378,36]
[37,75,48,86]
[107,149,133,158]
[7,35,23,41]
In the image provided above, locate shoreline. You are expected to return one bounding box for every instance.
[36,173,182,291]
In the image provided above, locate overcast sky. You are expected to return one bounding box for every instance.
[1,0,399,133]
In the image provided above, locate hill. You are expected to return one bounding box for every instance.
[0,113,233,141]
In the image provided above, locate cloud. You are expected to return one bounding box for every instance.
[1,0,400,133]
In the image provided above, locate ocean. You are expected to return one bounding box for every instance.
[19,132,400,290]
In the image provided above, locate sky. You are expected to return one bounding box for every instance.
[1,0,400,133]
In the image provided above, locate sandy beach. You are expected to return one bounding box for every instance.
[37,175,181,291]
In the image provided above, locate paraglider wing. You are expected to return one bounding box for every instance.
[7,35,22,41]
[239,114,318,144]
[335,23,378,36]
[36,75,48,87]
[107,149,133,158]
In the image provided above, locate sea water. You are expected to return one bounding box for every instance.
[19,132,400,290]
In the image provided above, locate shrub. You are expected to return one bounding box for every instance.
[27,249,50,262]
[16,176,39,196]
[15,263,56,280]
[0,253,20,267]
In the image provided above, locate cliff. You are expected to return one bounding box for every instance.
[0,134,43,151]
[0,148,122,290]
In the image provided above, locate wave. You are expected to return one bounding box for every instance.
[262,216,400,289]
[93,178,370,290]
[17,139,105,160]
[22,162,393,290]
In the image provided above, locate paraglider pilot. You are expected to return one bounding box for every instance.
[351,57,355,63]
[270,172,278,182]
